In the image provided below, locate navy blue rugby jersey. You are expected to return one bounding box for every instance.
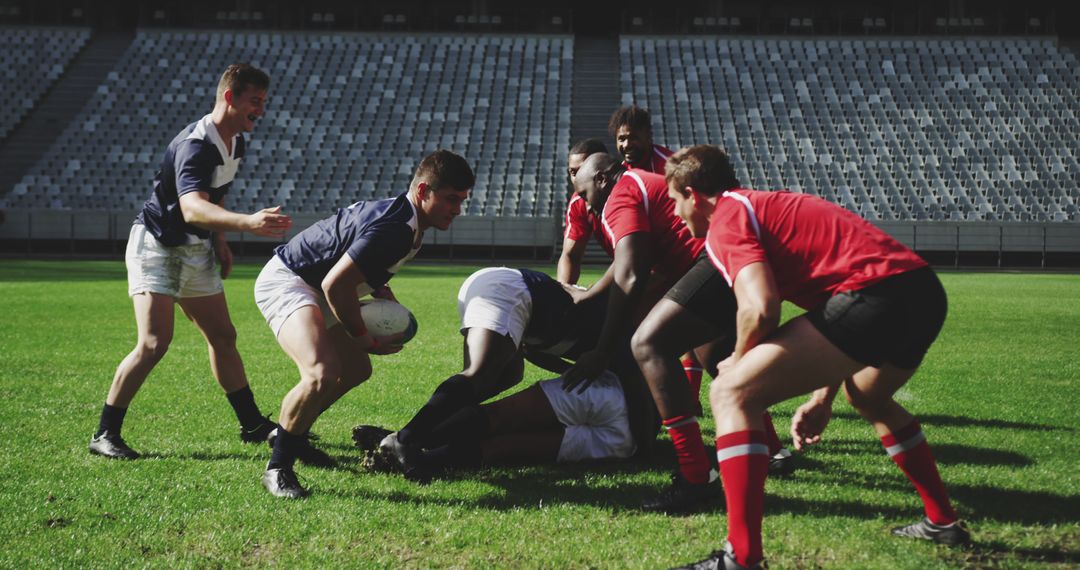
[275,193,420,295]
[519,268,608,360]
[136,114,245,246]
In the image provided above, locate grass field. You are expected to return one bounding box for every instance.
[1,259,1077,569]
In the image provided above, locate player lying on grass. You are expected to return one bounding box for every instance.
[562,153,792,514]
[371,267,659,482]
[664,145,969,570]
[253,150,474,499]
[89,64,290,460]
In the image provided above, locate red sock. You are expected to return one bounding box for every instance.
[881,420,958,525]
[717,430,769,567]
[762,411,782,456]
[681,355,703,397]
[663,415,711,484]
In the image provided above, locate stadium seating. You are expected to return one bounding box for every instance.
[620,37,1080,221]
[0,26,89,140]
[4,30,572,217]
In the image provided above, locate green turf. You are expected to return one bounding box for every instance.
[0,260,1077,568]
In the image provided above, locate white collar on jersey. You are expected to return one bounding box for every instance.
[189,113,239,162]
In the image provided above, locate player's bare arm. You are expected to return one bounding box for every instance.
[731,261,782,361]
[322,255,401,355]
[178,191,291,238]
[563,232,652,392]
[557,236,588,284]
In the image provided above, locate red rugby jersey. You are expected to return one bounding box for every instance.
[598,169,705,284]
[564,193,598,243]
[705,190,928,310]
[622,143,674,175]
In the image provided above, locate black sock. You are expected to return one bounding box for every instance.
[397,375,476,447]
[226,386,265,429]
[425,405,491,449]
[97,404,127,437]
[421,442,483,471]
[268,427,304,471]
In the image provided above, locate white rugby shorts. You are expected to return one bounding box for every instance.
[254,254,338,337]
[126,224,223,298]
[539,370,636,463]
[457,267,532,346]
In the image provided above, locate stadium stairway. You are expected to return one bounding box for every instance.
[564,35,621,264]
[570,36,620,144]
[0,31,133,195]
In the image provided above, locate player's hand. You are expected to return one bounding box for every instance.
[364,332,405,355]
[559,281,589,304]
[372,285,397,302]
[562,348,608,394]
[215,238,234,279]
[247,206,292,239]
[790,398,833,452]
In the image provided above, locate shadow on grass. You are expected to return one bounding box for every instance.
[811,437,1034,468]
[952,541,1080,566]
[950,484,1080,525]
[831,410,1070,432]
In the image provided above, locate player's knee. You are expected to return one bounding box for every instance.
[301,363,342,397]
[136,334,172,362]
[205,324,238,350]
[845,388,890,420]
[708,377,753,411]
[630,325,661,364]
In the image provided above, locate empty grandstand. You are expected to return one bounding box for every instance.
[0,0,1077,265]
[2,30,572,219]
[621,37,1079,223]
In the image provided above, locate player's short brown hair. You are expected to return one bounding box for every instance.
[607,105,652,137]
[665,145,740,196]
[412,150,475,192]
[216,63,270,100]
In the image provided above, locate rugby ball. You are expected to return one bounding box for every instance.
[359,298,418,343]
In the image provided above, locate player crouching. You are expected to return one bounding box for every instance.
[253,150,473,498]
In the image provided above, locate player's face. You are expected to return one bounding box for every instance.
[615,125,652,168]
[668,183,708,237]
[573,172,603,215]
[566,153,587,182]
[420,185,469,230]
[228,87,267,133]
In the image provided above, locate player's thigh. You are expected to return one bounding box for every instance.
[328,324,372,383]
[635,298,725,355]
[131,292,176,344]
[715,316,865,408]
[462,327,519,377]
[178,293,236,340]
[276,305,342,380]
[483,383,560,432]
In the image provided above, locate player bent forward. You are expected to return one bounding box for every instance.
[367,267,658,481]
[665,146,969,570]
[254,150,474,498]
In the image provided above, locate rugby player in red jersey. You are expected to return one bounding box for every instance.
[664,146,969,569]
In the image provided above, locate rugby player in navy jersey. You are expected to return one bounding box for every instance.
[89,64,292,460]
[371,267,659,482]
[253,150,474,498]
